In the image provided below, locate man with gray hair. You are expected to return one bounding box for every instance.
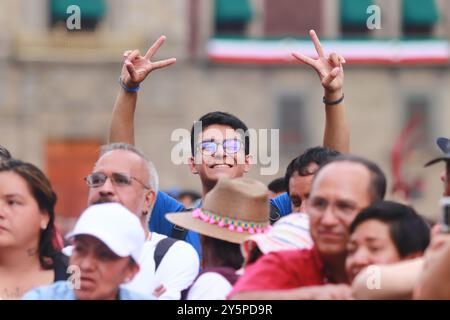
[84,142,199,299]
[0,145,12,160]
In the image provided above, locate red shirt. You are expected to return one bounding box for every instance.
[228,247,326,298]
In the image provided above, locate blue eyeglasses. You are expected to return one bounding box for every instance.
[197,139,243,156]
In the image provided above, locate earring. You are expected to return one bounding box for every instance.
[41,222,48,230]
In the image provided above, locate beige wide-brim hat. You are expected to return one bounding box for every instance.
[166,177,271,244]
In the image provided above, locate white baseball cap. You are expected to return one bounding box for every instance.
[66,203,145,263]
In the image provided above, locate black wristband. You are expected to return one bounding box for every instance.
[323,93,344,105]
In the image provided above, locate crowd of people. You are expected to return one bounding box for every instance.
[1,30,449,300]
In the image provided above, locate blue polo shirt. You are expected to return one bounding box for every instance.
[270,192,292,216]
[149,191,201,258]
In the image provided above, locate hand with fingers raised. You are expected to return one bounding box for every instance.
[292,30,345,102]
[120,35,177,90]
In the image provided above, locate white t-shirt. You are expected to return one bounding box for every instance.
[124,232,200,300]
[186,272,233,300]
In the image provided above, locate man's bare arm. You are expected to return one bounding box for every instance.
[232,284,353,300]
[292,30,349,153]
[110,88,138,144]
[109,36,176,144]
[414,233,450,299]
[352,258,424,300]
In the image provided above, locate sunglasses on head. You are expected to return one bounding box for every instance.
[85,172,150,189]
[197,139,243,156]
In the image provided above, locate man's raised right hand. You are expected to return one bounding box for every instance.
[121,35,176,89]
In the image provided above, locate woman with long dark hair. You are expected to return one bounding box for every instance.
[0,159,68,299]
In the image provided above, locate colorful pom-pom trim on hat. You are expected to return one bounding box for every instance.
[192,208,271,234]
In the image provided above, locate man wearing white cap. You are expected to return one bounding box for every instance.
[23,203,153,300]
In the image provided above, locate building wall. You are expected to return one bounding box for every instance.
[0,0,448,220]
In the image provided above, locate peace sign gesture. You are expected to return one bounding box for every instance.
[121,35,177,88]
[292,30,345,95]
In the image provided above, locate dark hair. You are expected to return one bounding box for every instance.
[246,246,264,266]
[0,145,11,160]
[315,154,387,203]
[0,159,58,269]
[190,111,250,156]
[202,236,244,270]
[285,146,340,195]
[268,177,287,194]
[350,201,430,258]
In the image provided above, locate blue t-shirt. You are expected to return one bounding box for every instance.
[149,191,201,258]
[149,191,292,259]
[23,281,154,300]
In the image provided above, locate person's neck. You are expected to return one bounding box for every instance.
[320,253,349,284]
[0,246,42,274]
[140,219,150,239]
[201,180,218,199]
[202,249,224,269]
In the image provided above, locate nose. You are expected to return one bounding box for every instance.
[0,205,5,220]
[78,252,97,272]
[348,248,371,271]
[214,143,225,159]
[97,176,115,195]
[0,201,10,219]
[440,171,446,183]
[300,200,307,213]
[320,205,339,227]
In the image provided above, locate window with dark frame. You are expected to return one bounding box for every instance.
[340,0,374,36]
[48,0,107,31]
[214,0,253,36]
[402,0,439,36]
[278,94,310,156]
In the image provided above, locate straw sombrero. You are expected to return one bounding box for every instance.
[165,177,271,244]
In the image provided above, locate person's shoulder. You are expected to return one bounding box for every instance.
[195,272,233,289]
[152,231,196,255]
[22,281,73,300]
[187,272,233,300]
[170,237,197,252]
[151,232,168,243]
[163,236,199,263]
[119,287,155,300]
[270,192,292,216]
[264,248,315,266]
[156,191,185,212]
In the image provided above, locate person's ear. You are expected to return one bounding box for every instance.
[40,210,50,230]
[188,156,199,174]
[143,189,156,215]
[124,263,140,283]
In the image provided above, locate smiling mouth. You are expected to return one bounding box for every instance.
[209,164,233,168]
[318,231,344,239]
